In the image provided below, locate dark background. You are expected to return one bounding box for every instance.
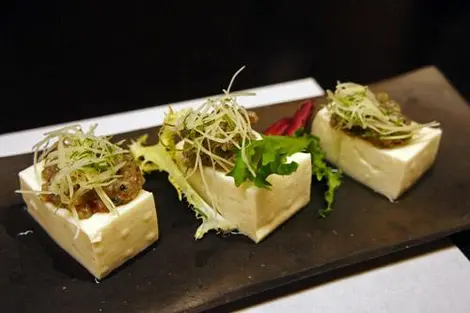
[1,0,470,134]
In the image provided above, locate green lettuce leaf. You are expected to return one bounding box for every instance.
[227,134,342,217]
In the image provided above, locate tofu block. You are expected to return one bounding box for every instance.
[18,164,159,279]
[311,107,442,200]
[175,146,312,243]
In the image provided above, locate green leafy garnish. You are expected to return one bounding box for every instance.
[227,134,342,217]
[129,112,236,239]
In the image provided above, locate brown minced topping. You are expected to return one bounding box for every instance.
[40,153,145,219]
[329,92,412,149]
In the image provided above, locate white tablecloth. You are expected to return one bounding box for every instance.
[2,78,469,313]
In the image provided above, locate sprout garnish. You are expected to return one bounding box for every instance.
[17,124,145,234]
[326,82,440,147]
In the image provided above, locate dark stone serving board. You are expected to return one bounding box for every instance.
[1,66,470,313]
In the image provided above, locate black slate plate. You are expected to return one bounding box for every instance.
[1,66,470,313]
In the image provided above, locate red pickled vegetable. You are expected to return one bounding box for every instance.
[276,120,291,135]
[262,99,315,136]
[263,117,292,135]
[285,100,314,136]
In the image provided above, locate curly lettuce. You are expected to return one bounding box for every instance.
[129,109,236,239]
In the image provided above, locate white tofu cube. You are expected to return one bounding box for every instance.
[176,148,312,243]
[311,107,442,200]
[18,164,159,279]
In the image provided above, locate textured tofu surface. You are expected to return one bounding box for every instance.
[18,164,159,279]
[311,107,442,200]
[176,144,312,243]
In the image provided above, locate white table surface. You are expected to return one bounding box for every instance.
[1,78,470,313]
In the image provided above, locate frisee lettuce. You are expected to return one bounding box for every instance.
[227,134,342,217]
[129,110,236,239]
